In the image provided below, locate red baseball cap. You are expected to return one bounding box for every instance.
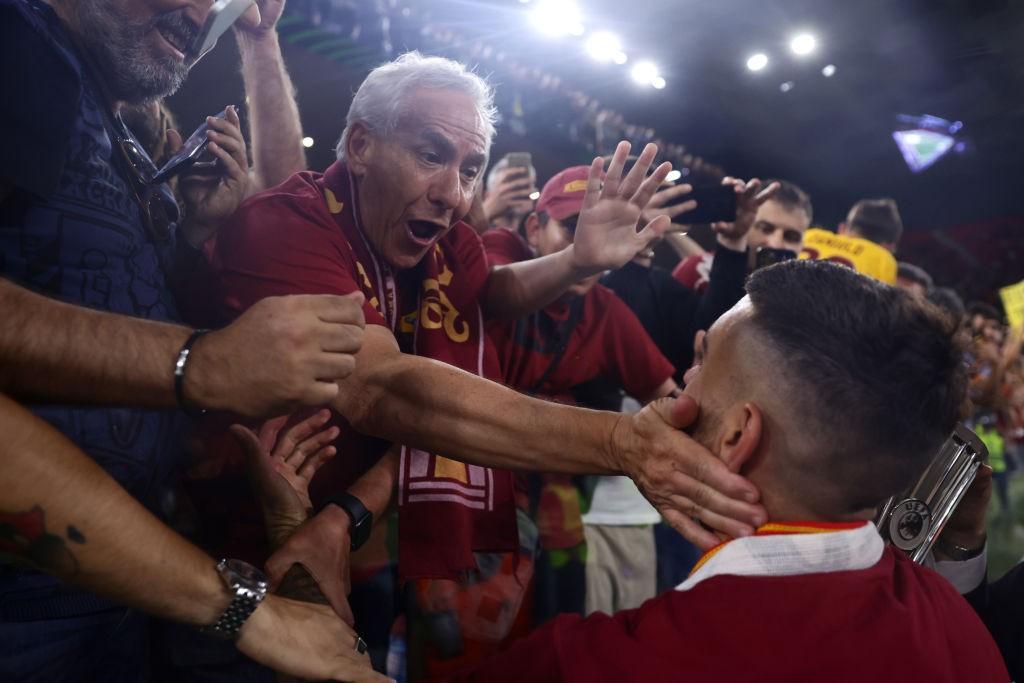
[535,165,603,221]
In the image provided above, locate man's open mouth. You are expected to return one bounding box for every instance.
[407,219,447,245]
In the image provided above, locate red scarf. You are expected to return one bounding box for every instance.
[319,162,517,581]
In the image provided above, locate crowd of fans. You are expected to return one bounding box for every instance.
[1,1,1021,682]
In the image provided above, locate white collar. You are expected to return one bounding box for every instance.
[676,522,885,592]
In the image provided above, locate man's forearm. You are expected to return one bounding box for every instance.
[335,329,622,475]
[0,393,228,625]
[484,246,590,320]
[237,31,305,192]
[0,278,189,407]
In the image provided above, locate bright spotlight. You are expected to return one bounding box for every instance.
[613,51,628,65]
[586,31,622,62]
[529,190,541,200]
[530,0,584,37]
[779,81,794,93]
[665,169,682,182]
[790,33,816,56]
[301,136,315,148]
[631,61,659,85]
[651,76,666,89]
[746,53,768,72]
[822,64,836,77]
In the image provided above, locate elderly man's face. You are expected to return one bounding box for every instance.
[350,88,488,270]
[71,0,213,103]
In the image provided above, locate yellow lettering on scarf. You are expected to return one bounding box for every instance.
[324,188,345,215]
[418,276,470,343]
[353,262,381,315]
[433,456,469,483]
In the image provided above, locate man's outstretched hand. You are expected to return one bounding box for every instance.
[610,394,766,549]
[232,409,339,536]
[570,140,674,273]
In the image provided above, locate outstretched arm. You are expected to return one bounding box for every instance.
[0,278,365,418]
[235,0,306,192]
[484,141,673,320]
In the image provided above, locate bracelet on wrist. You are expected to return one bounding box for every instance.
[174,329,211,418]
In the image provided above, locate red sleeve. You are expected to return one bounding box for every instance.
[447,222,492,301]
[480,228,532,267]
[671,253,703,289]
[595,287,675,400]
[211,180,385,327]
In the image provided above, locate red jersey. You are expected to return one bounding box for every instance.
[450,545,1008,683]
[672,251,714,293]
[482,229,674,402]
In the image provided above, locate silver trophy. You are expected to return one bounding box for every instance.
[875,424,987,563]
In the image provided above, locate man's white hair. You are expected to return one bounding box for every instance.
[336,52,498,161]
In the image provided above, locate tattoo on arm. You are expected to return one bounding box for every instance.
[276,564,329,606]
[0,506,85,577]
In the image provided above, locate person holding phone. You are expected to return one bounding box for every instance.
[671,179,813,293]
[482,153,539,232]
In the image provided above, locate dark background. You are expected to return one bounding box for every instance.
[169,0,1024,304]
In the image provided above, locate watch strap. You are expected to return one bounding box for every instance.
[200,559,268,640]
[319,492,373,551]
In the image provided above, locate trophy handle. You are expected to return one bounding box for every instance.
[875,424,987,563]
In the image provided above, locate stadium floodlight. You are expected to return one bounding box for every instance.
[586,31,622,62]
[790,33,816,56]
[301,137,314,148]
[746,53,768,72]
[631,61,659,85]
[530,0,584,37]
[822,64,836,77]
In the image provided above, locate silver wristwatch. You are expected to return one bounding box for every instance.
[201,558,269,640]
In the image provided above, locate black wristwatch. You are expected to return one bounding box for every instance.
[319,492,373,551]
[201,559,268,640]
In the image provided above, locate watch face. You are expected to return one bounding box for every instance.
[222,559,269,590]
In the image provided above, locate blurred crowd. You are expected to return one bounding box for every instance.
[1,1,1022,682]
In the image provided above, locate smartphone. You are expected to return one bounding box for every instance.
[151,108,229,184]
[755,247,798,270]
[671,184,737,224]
[187,0,256,62]
[505,152,532,169]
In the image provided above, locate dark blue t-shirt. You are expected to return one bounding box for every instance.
[0,1,185,553]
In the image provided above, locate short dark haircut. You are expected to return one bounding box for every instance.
[765,179,813,223]
[745,260,967,514]
[927,287,966,323]
[846,198,903,246]
[896,261,933,290]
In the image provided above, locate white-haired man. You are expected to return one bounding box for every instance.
[211,52,765,617]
